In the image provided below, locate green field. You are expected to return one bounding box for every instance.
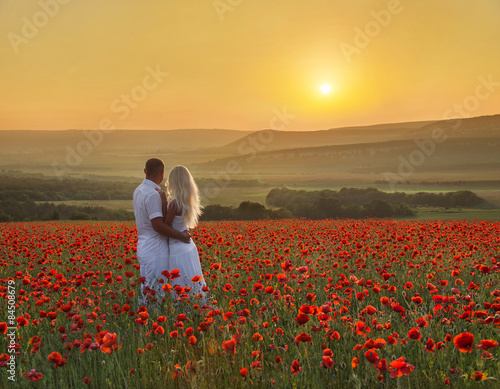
[399,207,500,221]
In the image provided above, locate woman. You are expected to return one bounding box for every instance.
[158,165,207,305]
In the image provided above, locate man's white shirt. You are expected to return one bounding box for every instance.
[133,178,164,259]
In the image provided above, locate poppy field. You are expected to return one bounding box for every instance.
[1,218,499,388]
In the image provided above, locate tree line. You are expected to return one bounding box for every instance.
[265,187,484,220]
[0,196,133,223]
[200,202,292,221]
[0,175,137,201]
[266,187,483,207]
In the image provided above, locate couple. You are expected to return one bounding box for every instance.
[133,158,207,307]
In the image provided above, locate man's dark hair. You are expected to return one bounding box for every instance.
[145,158,164,177]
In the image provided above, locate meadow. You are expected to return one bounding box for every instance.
[1,219,499,388]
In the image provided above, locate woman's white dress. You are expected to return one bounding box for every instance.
[160,214,207,304]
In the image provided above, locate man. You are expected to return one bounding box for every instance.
[133,158,190,305]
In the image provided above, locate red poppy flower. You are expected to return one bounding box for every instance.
[387,335,397,345]
[390,357,415,378]
[365,349,379,364]
[47,351,66,367]
[453,332,474,353]
[408,327,421,340]
[476,339,498,350]
[424,338,435,353]
[252,333,263,342]
[364,338,386,349]
[222,339,236,355]
[185,360,196,375]
[295,314,310,325]
[99,332,121,354]
[374,358,388,373]
[471,371,486,381]
[299,304,319,315]
[391,303,405,316]
[295,333,312,343]
[366,305,377,315]
[320,356,334,369]
[177,314,188,322]
[47,352,62,364]
[191,275,201,283]
[23,369,43,382]
[355,321,371,336]
[291,360,302,374]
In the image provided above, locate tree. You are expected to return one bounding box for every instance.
[363,200,394,218]
[236,202,267,220]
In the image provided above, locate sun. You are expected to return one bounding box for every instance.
[319,84,332,94]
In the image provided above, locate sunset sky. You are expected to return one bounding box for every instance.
[1,0,499,131]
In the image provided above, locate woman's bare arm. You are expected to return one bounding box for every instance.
[164,199,178,227]
[156,189,168,220]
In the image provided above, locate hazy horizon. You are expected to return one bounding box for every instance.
[1,1,499,132]
[0,113,496,132]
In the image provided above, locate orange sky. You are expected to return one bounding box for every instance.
[1,0,499,131]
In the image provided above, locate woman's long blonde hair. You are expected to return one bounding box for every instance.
[165,165,203,228]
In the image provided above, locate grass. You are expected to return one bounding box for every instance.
[401,207,500,221]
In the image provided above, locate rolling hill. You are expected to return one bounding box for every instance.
[0,114,499,187]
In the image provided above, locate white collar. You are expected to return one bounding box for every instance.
[143,178,161,190]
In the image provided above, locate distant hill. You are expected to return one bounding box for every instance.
[0,129,253,154]
[408,114,500,139]
[218,120,437,152]
[0,114,499,185]
[196,137,500,176]
[217,115,500,153]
